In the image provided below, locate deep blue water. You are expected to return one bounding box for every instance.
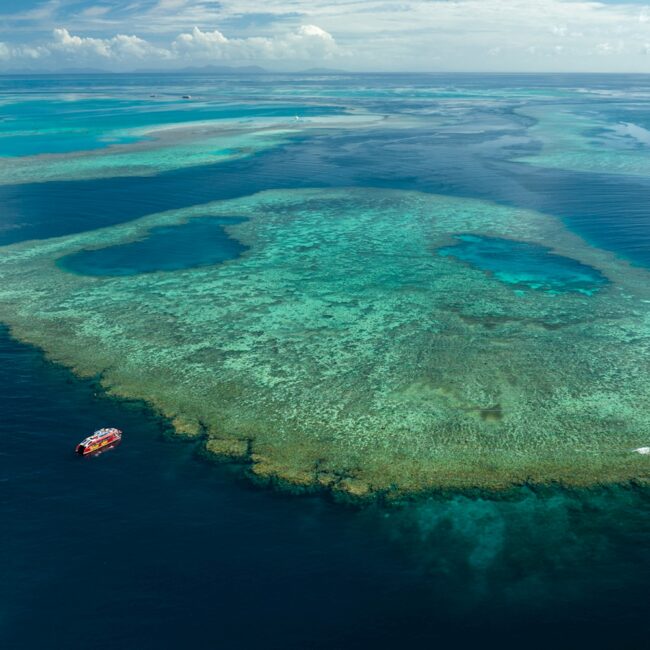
[59,217,248,276]
[438,234,609,295]
[2,74,650,649]
[1,326,649,650]
[4,120,650,272]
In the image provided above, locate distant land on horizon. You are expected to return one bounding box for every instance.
[0,64,350,76]
[4,67,650,78]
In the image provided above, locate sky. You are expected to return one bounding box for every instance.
[1,0,650,72]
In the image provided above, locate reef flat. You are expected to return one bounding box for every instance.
[1,188,649,498]
[0,114,383,186]
[515,104,650,178]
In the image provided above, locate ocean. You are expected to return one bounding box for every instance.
[1,73,649,649]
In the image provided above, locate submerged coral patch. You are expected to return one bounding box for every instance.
[0,188,648,497]
[438,234,609,295]
[58,217,248,276]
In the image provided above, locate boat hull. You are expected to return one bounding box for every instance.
[75,429,122,455]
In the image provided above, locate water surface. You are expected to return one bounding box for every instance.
[1,327,648,650]
[2,73,650,649]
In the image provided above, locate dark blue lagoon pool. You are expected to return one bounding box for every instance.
[59,217,248,276]
[2,73,650,650]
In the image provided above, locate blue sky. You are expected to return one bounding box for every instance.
[1,0,650,71]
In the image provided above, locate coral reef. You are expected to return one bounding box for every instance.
[1,188,649,497]
[0,114,382,186]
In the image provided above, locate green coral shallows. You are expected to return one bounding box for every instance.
[1,188,649,497]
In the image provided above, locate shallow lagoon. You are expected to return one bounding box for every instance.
[0,95,345,157]
[438,234,609,295]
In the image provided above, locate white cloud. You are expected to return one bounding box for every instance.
[0,23,338,69]
[52,27,110,57]
[19,45,49,60]
[0,40,49,62]
[173,26,228,53]
[80,6,112,19]
[1,1,650,71]
[172,24,338,61]
[50,27,171,61]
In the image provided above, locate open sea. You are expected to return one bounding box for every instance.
[1,73,650,649]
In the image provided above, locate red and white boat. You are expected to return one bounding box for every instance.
[75,428,122,455]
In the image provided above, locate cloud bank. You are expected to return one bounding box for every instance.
[172,24,337,61]
[0,23,339,70]
[1,0,650,72]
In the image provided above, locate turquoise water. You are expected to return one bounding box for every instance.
[438,234,609,295]
[0,94,343,157]
[1,73,650,649]
[59,217,248,276]
[0,131,142,156]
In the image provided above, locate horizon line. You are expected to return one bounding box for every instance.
[3,69,650,76]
